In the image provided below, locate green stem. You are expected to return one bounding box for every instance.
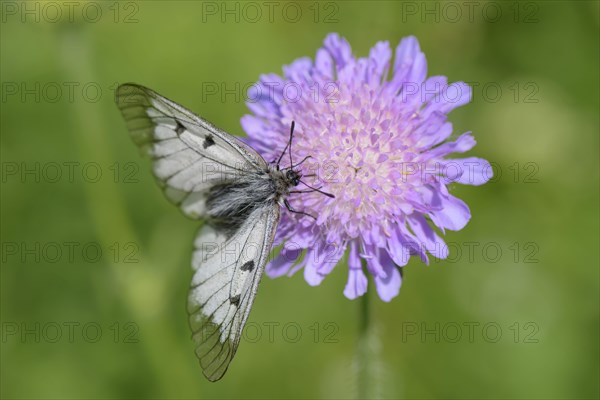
[357,291,370,399]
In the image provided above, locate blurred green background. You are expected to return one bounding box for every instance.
[1,1,598,399]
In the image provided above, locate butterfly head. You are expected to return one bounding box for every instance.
[285,169,301,187]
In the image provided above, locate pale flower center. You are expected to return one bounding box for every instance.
[286,82,419,238]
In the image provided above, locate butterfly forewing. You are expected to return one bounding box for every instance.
[116,84,268,219]
[115,84,281,381]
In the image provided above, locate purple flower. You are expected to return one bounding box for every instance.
[241,34,492,302]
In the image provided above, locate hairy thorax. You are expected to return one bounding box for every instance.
[205,166,299,236]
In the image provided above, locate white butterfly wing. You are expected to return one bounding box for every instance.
[116,83,268,219]
[116,84,280,381]
[189,206,279,381]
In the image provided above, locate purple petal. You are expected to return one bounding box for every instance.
[256,73,286,104]
[412,111,450,149]
[386,226,414,266]
[427,132,476,159]
[316,241,346,276]
[339,58,366,86]
[373,249,402,302]
[388,220,429,265]
[439,157,493,186]
[363,242,387,278]
[430,192,471,231]
[367,41,391,87]
[393,36,422,76]
[440,81,472,112]
[423,81,472,117]
[407,52,427,86]
[266,246,303,278]
[407,214,448,259]
[323,33,353,72]
[421,76,448,103]
[314,48,334,81]
[343,241,368,299]
[416,122,453,151]
[272,214,299,246]
[240,115,268,136]
[405,185,443,213]
[284,224,318,249]
[303,245,325,286]
[283,57,313,85]
[389,36,427,95]
[303,239,344,285]
[246,98,281,119]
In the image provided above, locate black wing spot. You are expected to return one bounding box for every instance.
[240,260,255,272]
[203,135,216,149]
[175,121,186,135]
[230,294,241,307]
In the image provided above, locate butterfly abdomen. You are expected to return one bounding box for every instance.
[205,173,276,236]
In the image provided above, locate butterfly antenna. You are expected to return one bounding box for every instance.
[288,121,295,168]
[298,179,335,198]
[276,121,295,170]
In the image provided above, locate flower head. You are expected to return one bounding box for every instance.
[241,34,491,301]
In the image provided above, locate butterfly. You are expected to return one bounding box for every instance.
[115,83,333,381]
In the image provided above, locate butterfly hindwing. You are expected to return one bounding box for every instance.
[188,206,280,381]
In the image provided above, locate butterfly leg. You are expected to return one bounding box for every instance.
[289,189,323,195]
[286,155,312,170]
[283,199,316,220]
